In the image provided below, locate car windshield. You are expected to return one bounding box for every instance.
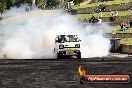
[56,35,80,43]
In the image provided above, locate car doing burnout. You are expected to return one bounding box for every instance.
[54,35,81,59]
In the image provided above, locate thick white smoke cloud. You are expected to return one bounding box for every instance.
[0,5,111,59]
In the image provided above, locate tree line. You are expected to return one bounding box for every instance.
[0,0,84,14]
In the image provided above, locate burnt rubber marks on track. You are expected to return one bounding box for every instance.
[0,58,132,88]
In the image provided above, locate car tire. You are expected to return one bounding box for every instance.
[57,53,61,59]
[77,52,81,59]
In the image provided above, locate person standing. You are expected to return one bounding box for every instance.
[97,17,102,24]
[89,15,96,23]
[109,9,114,22]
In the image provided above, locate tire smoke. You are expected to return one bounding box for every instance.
[0,5,111,59]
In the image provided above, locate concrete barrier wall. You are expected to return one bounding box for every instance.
[105,3,132,11]
[76,2,132,14]
[110,38,121,52]
[77,7,93,14]
[107,34,132,53]
[112,33,132,38]
[121,44,132,53]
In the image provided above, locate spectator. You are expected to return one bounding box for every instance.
[109,9,113,16]
[109,9,115,22]
[128,20,132,27]
[99,4,106,12]
[115,10,119,17]
[114,10,119,21]
[97,17,102,24]
[119,21,128,31]
[89,15,96,23]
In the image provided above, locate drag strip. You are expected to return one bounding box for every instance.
[0,57,132,88]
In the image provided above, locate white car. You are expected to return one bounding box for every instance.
[54,35,81,59]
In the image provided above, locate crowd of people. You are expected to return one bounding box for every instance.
[119,20,132,31]
[88,9,132,31]
[89,15,102,24]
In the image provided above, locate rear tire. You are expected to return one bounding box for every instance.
[57,53,62,59]
[77,52,81,59]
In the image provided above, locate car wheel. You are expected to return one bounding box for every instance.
[77,52,81,59]
[57,53,61,59]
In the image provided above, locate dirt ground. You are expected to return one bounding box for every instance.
[0,57,132,88]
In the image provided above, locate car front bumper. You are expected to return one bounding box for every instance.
[58,50,80,56]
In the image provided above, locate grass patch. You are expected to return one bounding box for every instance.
[112,25,132,33]
[73,10,132,19]
[114,27,132,45]
[120,38,132,45]
[72,0,131,9]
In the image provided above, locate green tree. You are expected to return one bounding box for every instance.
[0,1,7,14]
[0,0,85,14]
[36,0,46,9]
[46,0,60,7]
[73,0,83,4]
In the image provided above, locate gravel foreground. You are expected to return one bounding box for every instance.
[0,57,132,88]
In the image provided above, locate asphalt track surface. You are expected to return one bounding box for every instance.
[0,57,132,88]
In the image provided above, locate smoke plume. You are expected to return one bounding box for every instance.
[0,5,111,59]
